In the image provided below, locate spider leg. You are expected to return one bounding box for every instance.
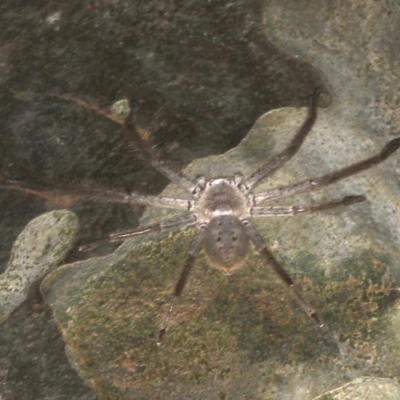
[41,93,124,125]
[11,91,199,195]
[242,88,320,192]
[0,178,191,210]
[255,137,400,204]
[123,111,199,196]
[157,224,206,345]
[251,195,365,216]
[242,220,324,328]
[79,214,197,251]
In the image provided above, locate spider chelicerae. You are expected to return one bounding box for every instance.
[3,89,400,344]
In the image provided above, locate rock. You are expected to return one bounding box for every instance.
[0,210,78,323]
[40,106,400,399]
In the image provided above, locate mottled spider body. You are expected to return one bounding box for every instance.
[195,177,251,274]
[196,177,250,221]
[2,89,400,344]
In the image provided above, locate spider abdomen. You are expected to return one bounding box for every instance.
[204,215,249,275]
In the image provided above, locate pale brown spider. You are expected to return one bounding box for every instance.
[3,89,400,344]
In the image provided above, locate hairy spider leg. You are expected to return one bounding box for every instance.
[157,225,206,345]
[1,179,190,209]
[242,87,320,192]
[11,91,199,195]
[242,220,324,327]
[251,195,366,216]
[79,215,197,251]
[254,138,400,205]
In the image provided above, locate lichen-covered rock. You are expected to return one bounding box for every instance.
[40,107,400,399]
[0,210,78,323]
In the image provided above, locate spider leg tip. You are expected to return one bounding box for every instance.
[157,329,166,345]
[390,137,400,147]
[382,137,400,158]
[309,87,321,104]
[343,195,366,205]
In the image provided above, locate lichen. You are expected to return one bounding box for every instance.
[0,210,78,323]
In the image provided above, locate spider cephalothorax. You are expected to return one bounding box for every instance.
[3,89,400,344]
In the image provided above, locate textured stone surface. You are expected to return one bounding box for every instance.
[41,106,400,399]
[0,210,78,323]
[1,1,400,399]
[313,376,400,400]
